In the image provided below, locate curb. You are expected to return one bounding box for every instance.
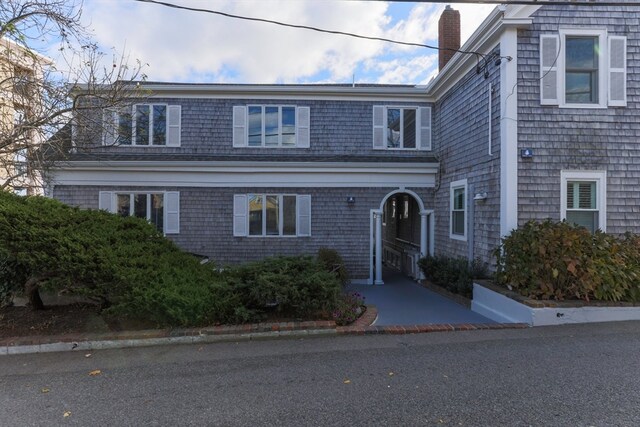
[0,305,528,356]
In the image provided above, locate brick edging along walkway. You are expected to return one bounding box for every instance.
[0,305,528,355]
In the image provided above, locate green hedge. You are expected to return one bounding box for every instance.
[494,220,640,302]
[418,255,487,298]
[0,191,349,326]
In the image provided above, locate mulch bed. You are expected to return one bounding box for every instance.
[0,303,370,339]
[0,303,104,339]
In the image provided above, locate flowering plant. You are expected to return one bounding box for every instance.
[332,292,365,326]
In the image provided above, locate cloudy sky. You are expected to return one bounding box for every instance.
[75,0,496,85]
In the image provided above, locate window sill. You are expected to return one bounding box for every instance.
[449,234,467,242]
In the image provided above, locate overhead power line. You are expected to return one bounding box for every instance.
[133,0,486,60]
[378,0,637,5]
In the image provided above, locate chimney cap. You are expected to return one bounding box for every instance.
[445,5,452,10]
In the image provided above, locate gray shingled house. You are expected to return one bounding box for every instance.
[49,3,639,285]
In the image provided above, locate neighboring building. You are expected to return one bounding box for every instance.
[0,37,50,195]
[49,3,640,284]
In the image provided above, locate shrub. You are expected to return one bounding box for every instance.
[317,248,350,286]
[418,255,486,299]
[494,220,640,302]
[332,291,365,326]
[224,256,343,319]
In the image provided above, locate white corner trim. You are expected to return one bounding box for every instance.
[560,170,607,232]
[449,179,468,241]
[500,27,519,238]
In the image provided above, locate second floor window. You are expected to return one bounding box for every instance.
[373,106,431,150]
[103,104,181,147]
[565,36,599,104]
[120,104,167,145]
[540,30,627,107]
[248,106,296,147]
[233,105,310,148]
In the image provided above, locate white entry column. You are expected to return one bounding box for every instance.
[374,210,384,285]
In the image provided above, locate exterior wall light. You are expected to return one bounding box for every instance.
[473,192,488,201]
[347,196,356,204]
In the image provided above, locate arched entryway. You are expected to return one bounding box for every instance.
[370,190,434,285]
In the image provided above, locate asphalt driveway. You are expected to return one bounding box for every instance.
[348,269,494,326]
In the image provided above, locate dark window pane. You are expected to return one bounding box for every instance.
[566,37,597,69]
[117,110,132,145]
[387,108,400,148]
[249,195,263,236]
[453,188,465,210]
[452,211,465,235]
[565,37,598,104]
[117,194,130,217]
[265,195,279,235]
[282,107,296,146]
[248,106,262,147]
[403,109,416,149]
[567,211,598,233]
[150,194,164,232]
[265,107,279,146]
[135,105,150,145]
[566,72,597,103]
[283,196,296,236]
[152,105,166,145]
[134,194,148,219]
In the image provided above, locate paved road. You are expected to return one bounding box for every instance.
[1,322,639,426]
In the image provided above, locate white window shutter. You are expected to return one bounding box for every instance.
[296,106,310,148]
[540,34,560,105]
[296,195,311,237]
[608,36,627,107]
[102,109,116,146]
[233,194,248,237]
[167,105,182,146]
[233,106,247,147]
[164,192,180,234]
[372,106,385,149]
[418,107,432,151]
[98,191,114,212]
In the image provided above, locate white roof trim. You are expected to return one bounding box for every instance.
[425,4,540,99]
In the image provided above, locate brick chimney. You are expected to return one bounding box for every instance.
[438,5,461,71]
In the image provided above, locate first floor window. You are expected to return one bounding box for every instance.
[116,193,164,232]
[248,194,297,236]
[561,171,606,233]
[450,179,467,240]
[234,193,310,237]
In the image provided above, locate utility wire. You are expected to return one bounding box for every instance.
[380,0,637,5]
[133,0,487,61]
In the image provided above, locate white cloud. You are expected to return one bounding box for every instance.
[74,0,495,84]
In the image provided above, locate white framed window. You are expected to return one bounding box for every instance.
[560,170,606,232]
[233,105,310,148]
[372,106,431,150]
[103,104,181,147]
[98,191,180,234]
[450,179,467,241]
[540,30,627,108]
[233,194,311,237]
[14,187,27,197]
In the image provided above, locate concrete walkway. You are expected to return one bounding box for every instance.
[348,269,495,326]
